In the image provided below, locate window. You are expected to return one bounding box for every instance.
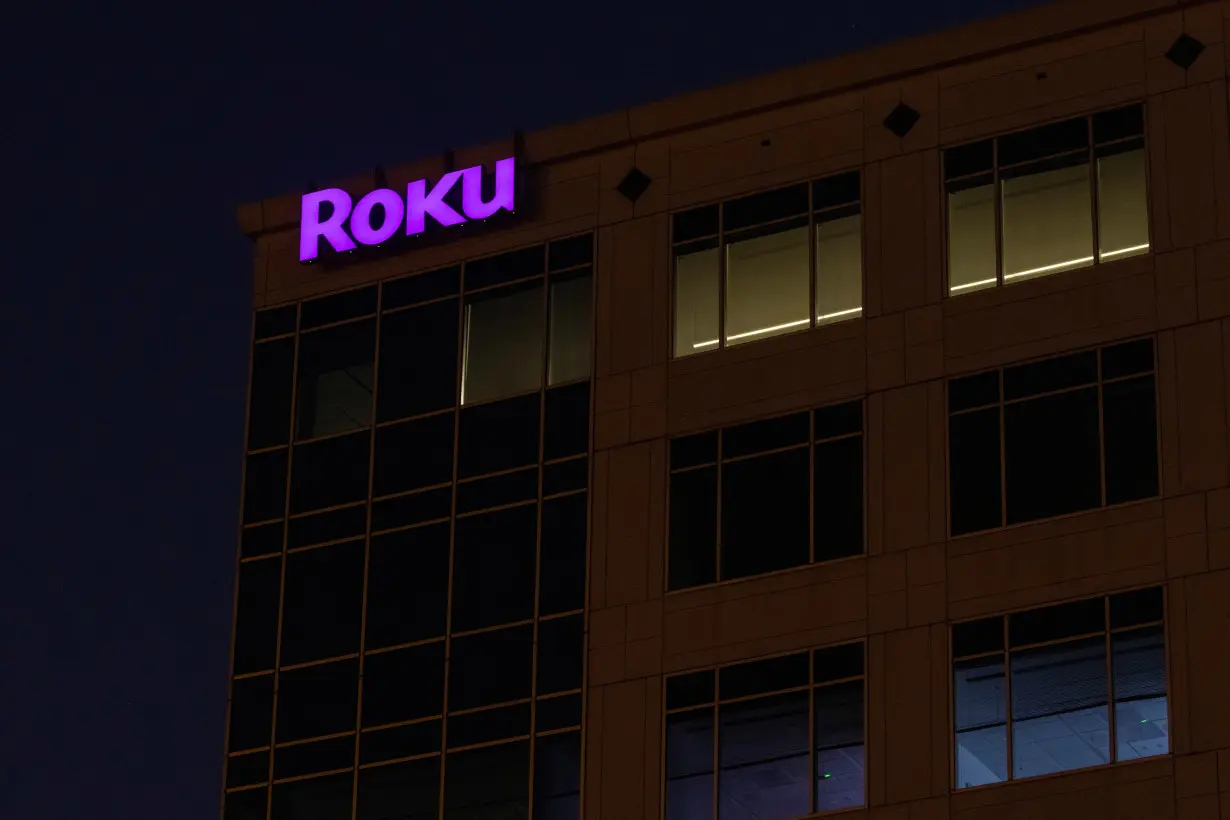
[945,104,1149,295]
[668,400,863,590]
[664,643,865,820]
[947,338,1158,536]
[295,317,375,439]
[673,172,862,357]
[952,587,1168,789]
[461,236,593,405]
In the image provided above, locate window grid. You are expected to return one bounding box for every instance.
[667,401,865,591]
[671,171,863,358]
[944,104,1150,295]
[951,588,1169,789]
[227,234,595,820]
[662,644,868,820]
[946,338,1160,537]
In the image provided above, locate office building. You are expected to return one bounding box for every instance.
[223,1,1230,818]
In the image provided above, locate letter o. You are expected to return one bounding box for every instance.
[350,189,405,246]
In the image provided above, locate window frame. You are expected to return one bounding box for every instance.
[949,587,1171,790]
[661,643,868,820]
[942,103,1152,297]
[944,338,1161,538]
[665,400,866,592]
[670,171,865,358]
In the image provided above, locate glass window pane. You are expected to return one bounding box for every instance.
[377,298,459,422]
[665,709,714,820]
[1097,147,1150,261]
[272,771,354,820]
[718,691,809,820]
[280,539,365,666]
[537,614,584,696]
[452,504,538,632]
[548,273,592,385]
[462,283,544,405]
[289,431,371,515]
[539,492,587,616]
[272,734,355,780]
[674,245,720,357]
[275,659,359,743]
[243,449,288,524]
[1004,388,1101,525]
[226,788,268,820]
[448,625,533,711]
[815,212,863,324]
[444,740,530,820]
[814,681,865,812]
[947,178,997,295]
[1011,637,1109,780]
[229,674,274,752]
[362,641,446,727]
[725,224,809,347]
[1001,160,1094,285]
[1113,626,1168,761]
[954,657,1007,788]
[949,408,1003,535]
[249,339,295,450]
[1103,375,1159,505]
[721,448,809,580]
[233,557,281,676]
[814,435,863,562]
[357,757,440,820]
[227,751,269,789]
[669,467,718,590]
[296,319,376,439]
[365,524,449,649]
[533,731,581,820]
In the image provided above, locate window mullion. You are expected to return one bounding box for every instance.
[993,138,1004,287]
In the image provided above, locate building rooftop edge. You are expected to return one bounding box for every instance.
[236,0,1185,237]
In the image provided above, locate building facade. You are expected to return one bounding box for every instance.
[223,1,1230,818]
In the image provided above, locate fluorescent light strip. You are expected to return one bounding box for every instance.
[948,243,1151,294]
[693,307,863,349]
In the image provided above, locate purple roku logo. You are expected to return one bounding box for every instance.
[299,157,517,263]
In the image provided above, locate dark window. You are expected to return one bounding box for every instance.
[362,641,446,727]
[548,234,593,272]
[543,457,587,496]
[668,400,864,591]
[948,341,1159,536]
[243,449,287,524]
[224,787,268,820]
[289,430,371,514]
[674,173,862,359]
[359,720,441,765]
[535,694,583,733]
[225,751,269,789]
[229,674,274,751]
[241,521,284,559]
[373,412,455,497]
[952,588,1169,789]
[275,658,359,742]
[448,625,533,711]
[248,338,295,450]
[382,265,460,311]
[664,643,865,820]
[945,104,1149,296]
[273,734,354,780]
[539,492,587,616]
[457,393,540,478]
[271,771,354,820]
[357,756,440,820]
[365,523,450,648]
[301,285,377,329]
[443,740,530,820]
[537,614,584,695]
[255,304,297,339]
[456,467,538,514]
[377,299,459,422]
[295,319,375,439]
[280,539,365,666]
[447,702,531,748]
[371,486,452,532]
[452,504,537,632]
[534,731,581,820]
[286,504,366,550]
[543,382,590,460]
[465,245,546,291]
[232,557,281,675]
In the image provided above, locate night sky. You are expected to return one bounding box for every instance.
[2,1,1035,817]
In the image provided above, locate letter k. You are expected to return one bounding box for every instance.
[405,170,465,235]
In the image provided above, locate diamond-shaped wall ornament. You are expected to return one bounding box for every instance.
[1166,33,1206,69]
[617,167,652,203]
[883,102,921,138]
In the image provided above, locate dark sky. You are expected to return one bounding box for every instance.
[1,1,1034,817]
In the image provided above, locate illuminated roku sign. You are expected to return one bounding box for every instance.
[299,157,516,263]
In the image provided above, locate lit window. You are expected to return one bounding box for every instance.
[672,172,862,357]
[952,588,1168,789]
[944,104,1149,295]
[665,644,865,820]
